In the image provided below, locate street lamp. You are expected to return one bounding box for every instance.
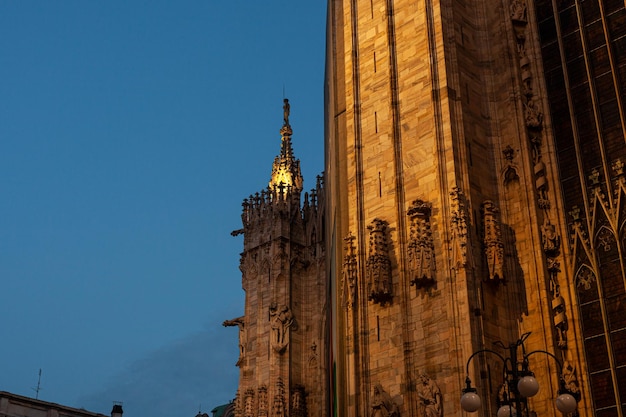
[460,332,578,415]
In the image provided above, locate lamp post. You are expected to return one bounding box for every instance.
[460,332,578,416]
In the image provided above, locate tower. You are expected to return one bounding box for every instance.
[225,100,328,417]
[325,1,625,417]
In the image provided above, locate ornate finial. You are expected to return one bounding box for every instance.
[270,98,302,195]
[283,98,290,126]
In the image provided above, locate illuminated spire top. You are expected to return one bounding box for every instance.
[269,98,303,194]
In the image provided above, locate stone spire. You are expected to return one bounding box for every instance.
[269,98,303,195]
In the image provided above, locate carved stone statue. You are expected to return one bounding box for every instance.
[416,374,442,417]
[366,219,393,305]
[342,233,358,308]
[290,385,307,417]
[270,303,295,353]
[371,383,399,417]
[524,99,543,129]
[541,219,560,255]
[407,200,436,288]
[482,201,505,282]
[450,187,469,268]
[283,98,290,126]
[223,316,246,366]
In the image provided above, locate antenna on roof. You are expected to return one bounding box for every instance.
[31,368,42,399]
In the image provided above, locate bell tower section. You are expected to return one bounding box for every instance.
[225,100,328,417]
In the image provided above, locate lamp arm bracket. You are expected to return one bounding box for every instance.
[465,348,507,374]
[523,349,563,375]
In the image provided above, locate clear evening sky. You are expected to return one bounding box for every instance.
[0,2,325,417]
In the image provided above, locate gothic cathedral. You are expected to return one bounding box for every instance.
[227,0,626,416]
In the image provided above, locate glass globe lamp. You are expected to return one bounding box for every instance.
[497,404,516,417]
[460,391,481,412]
[517,375,539,397]
[555,393,577,413]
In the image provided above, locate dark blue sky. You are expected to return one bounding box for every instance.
[0,2,326,416]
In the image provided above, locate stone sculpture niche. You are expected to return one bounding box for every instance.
[481,201,505,282]
[407,199,436,289]
[366,218,393,305]
[269,303,296,354]
[370,383,400,417]
[342,232,358,309]
[416,374,443,417]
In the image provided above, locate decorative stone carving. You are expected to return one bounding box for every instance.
[510,0,527,22]
[308,341,319,368]
[234,389,243,417]
[407,199,436,288]
[548,258,568,348]
[366,219,393,305]
[283,98,290,126]
[576,264,596,290]
[520,51,533,96]
[502,145,520,185]
[258,386,268,417]
[223,316,246,366]
[482,201,505,282]
[524,98,543,129]
[416,374,443,417]
[290,385,307,417]
[342,233,358,309]
[612,158,624,176]
[541,219,560,255]
[450,187,469,268]
[562,360,581,397]
[244,388,256,417]
[370,383,400,417]
[269,303,296,354]
[596,226,614,251]
[273,379,286,417]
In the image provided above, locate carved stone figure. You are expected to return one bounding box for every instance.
[407,200,436,288]
[524,99,543,129]
[541,219,560,255]
[223,316,246,366]
[482,201,505,282]
[370,383,399,417]
[291,385,307,417]
[342,233,358,309]
[270,303,295,353]
[450,187,469,268]
[366,219,393,305]
[283,98,290,126]
[416,374,442,417]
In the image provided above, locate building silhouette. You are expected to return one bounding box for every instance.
[0,391,122,417]
[226,0,626,416]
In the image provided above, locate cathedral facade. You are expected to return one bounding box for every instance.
[226,0,626,416]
